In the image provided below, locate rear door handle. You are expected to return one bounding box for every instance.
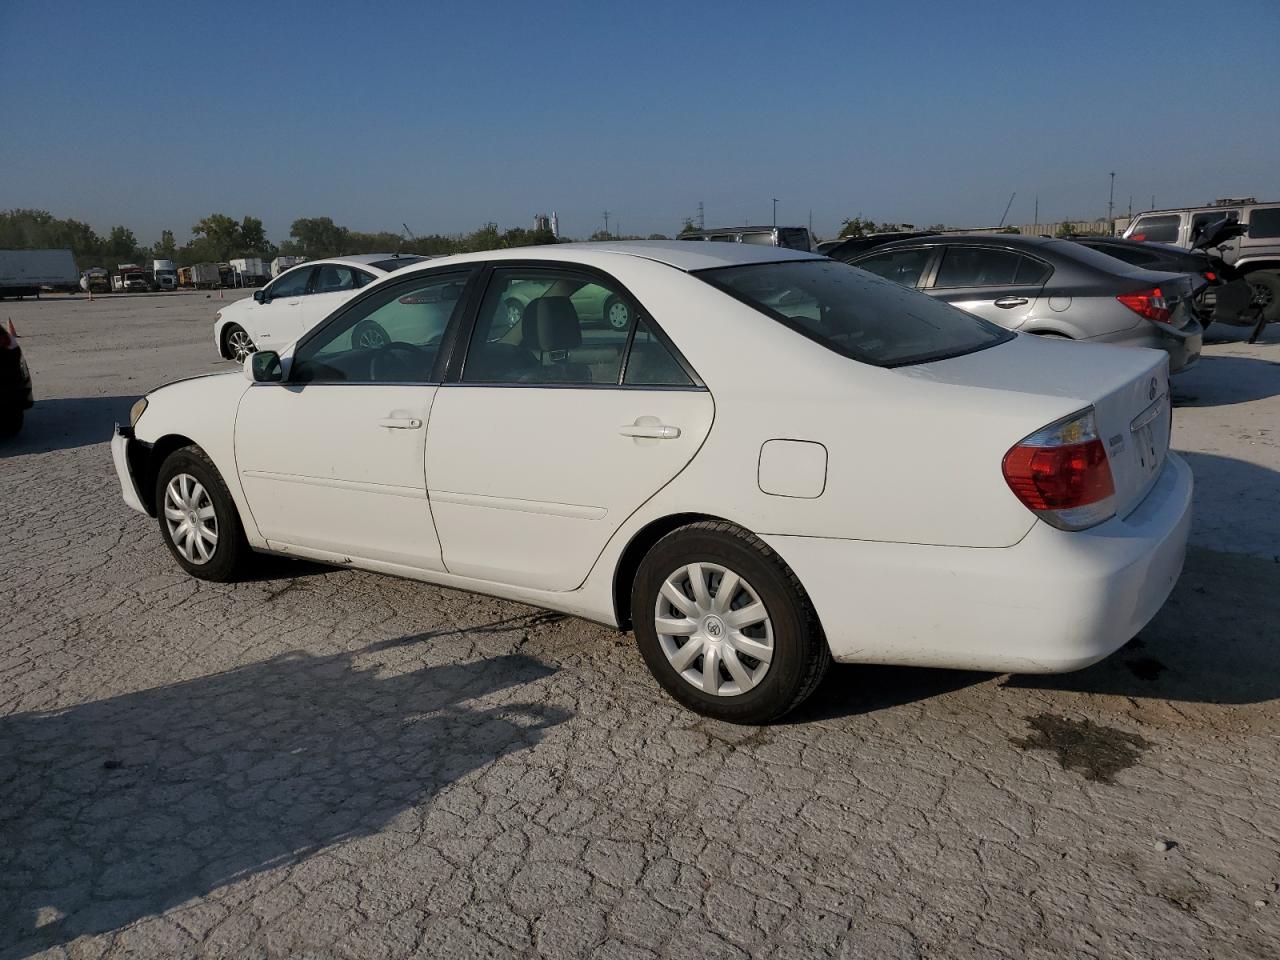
[378,417,422,430]
[994,296,1029,308]
[619,423,680,439]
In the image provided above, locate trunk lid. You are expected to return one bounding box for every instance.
[902,334,1171,520]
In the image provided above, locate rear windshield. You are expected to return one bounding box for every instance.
[698,259,1013,368]
[369,256,429,273]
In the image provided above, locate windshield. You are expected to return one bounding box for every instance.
[698,259,1013,368]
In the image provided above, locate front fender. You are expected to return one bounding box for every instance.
[132,373,266,546]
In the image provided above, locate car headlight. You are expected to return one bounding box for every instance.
[129,397,148,427]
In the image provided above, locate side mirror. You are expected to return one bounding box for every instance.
[245,350,283,383]
[253,289,267,304]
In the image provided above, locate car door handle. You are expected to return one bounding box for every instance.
[994,296,1028,308]
[378,417,422,430]
[619,423,680,439]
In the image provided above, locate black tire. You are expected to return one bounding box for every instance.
[0,407,23,439]
[1244,270,1280,325]
[631,521,830,724]
[155,445,251,582]
[603,294,630,330]
[222,323,256,362]
[352,318,390,350]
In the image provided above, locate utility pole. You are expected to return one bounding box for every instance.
[772,198,778,227]
[602,210,610,237]
[697,201,704,230]
[1151,195,1155,211]
[998,192,1016,228]
[1107,172,1116,228]
[1033,196,1039,232]
[808,209,813,235]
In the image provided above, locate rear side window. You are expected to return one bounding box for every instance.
[1247,206,1280,239]
[313,264,359,293]
[852,247,931,287]
[1015,256,1052,284]
[699,259,1013,368]
[776,228,812,251]
[1129,215,1180,243]
[934,247,1021,287]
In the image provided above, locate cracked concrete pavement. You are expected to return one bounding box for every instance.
[2,292,1279,959]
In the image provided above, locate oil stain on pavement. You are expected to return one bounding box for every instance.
[1012,713,1152,784]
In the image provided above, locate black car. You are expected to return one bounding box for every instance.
[821,231,939,263]
[1067,220,1258,329]
[1,319,34,437]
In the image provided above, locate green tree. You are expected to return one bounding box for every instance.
[105,225,138,262]
[998,226,1021,234]
[153,230,178,260]
[189,214,242,261]
[1055,221,1077,238]
[679,217,698,235]
[289,217,350,258]
[838,216,889,238]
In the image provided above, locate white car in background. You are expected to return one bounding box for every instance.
[213,253,433,362]
[115,241,1192,723]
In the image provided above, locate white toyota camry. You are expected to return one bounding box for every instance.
[213,253,434,363]
[114,241,1192,723]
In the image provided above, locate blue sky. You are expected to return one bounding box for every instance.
[3,0,1278,243]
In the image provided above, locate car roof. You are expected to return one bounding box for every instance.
[404,240,821,273]
[302,253,429,273]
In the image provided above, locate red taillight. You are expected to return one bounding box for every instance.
[1117,286,1171,324]
[1203,270,1217,282]
[1003,410,1116,531]
[1130,233,1146,241]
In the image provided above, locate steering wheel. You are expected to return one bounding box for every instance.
[368,341,427,381]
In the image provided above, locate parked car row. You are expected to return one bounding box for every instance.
[118,240,1193,723]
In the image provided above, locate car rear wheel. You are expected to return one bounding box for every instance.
[155,445,251,582]
[632,521,830,723]
[504,298,525,328]
[223,324,255,363]
[1245,270,1280,324]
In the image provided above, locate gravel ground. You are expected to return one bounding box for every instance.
[2,291,1278,960]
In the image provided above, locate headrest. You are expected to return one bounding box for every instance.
[522,297,581,353]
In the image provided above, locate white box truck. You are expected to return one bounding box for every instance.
[152,259,179,291]
[0,249,79,299]
[229,257,267,287]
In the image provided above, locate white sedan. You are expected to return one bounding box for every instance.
[213,253,434,363]
[114,241,1192,723]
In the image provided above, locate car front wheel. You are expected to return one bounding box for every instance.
[632,521,830,723]
[223,324,255,363]
[155,445,251,582]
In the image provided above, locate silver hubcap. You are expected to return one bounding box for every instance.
[163,473,218,565]
[507,302,523,325]
[608,302,629,329]
[227,329,254,362]
[654,562,773,697]
[1249,279,1274,308]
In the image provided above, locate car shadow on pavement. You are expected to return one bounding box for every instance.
[790,663,990,723]
[1171,353,1280,407]
[1005,545,1280,706]
[0,645,568,957]
[0,395,136,458]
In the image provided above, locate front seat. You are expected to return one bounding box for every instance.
[520,297,590,382]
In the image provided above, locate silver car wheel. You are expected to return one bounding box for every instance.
[654,561,774,696]
[163,473,218,565]
[608,300,630,330]
[227,328,255,363]
[355,325,388,349]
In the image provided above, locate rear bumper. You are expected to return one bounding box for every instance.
[763,452,1193,674]
[1090,323,1202,374]
[111,425,150,515]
